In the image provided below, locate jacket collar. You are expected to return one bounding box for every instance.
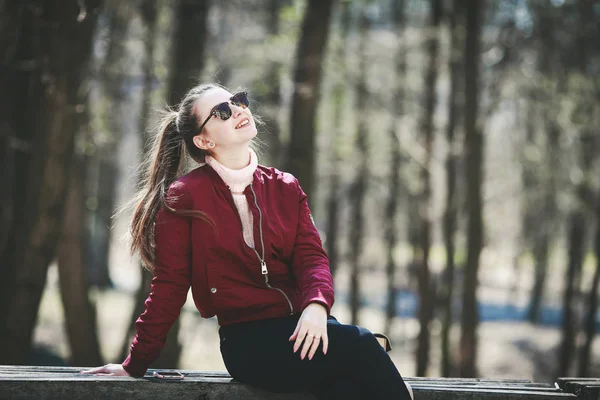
[204,162,264,194]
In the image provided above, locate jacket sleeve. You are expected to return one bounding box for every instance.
[290,179,335,313]
[122,182,192,377]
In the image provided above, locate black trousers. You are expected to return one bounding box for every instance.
[219,314,412,399]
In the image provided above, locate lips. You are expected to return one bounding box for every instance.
[235,118,250,129]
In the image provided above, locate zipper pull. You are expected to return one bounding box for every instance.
[261,260,268,275]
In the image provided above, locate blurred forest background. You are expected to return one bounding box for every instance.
[1,0,600,383]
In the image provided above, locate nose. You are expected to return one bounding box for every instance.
[230,102,245,118]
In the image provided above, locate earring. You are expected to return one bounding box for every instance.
[208,142,215,148]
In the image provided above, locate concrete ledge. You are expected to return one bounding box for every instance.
[0,366,586,399]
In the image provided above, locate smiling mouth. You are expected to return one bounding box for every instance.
[235,118,250,129]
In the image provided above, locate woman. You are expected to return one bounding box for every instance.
[82,83,413,399]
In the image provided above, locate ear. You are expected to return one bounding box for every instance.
[193,135,213,150]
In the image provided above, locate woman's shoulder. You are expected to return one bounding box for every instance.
[166,165,211,197]
[256,164,299,188]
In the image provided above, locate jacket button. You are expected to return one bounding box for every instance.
[210,288,217,294]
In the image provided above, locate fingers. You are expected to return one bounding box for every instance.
[289,322,300,342]
[293,326,308,353]
[80,366,107,375]
[322,332,329,355]
[300,333,315,360]
[307,334,321,360]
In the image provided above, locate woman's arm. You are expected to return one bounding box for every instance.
[83,182,193,378]
[290,179,335,313]
[288,179,335,360]
[122,182,193,377]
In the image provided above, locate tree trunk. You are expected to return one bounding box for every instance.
[559,124,594,378]
[558,211,585,376]
[0,0,25,261]
[118,0,159,364]
[415,0,442,377]
[58,153,103,367]
[138,0,158,157]
[324,0,351,279]
[384,0,407,338]
[212,2,233,85]
[0,0,102,364]
[286,0,334,201]
[262,0,283,166]
[526,4,559,324]
[578,193,600,377]
[86,1,134,289]
[459,0,483,378]
[574,0,599,378]
[528,116,560,324]
[167,0,210,105]
[348,10,370,327]
[0,0,35,362]
[440,0,464,377]
[528,232,550,322]
[558,1,596,376]
[523,93,543,322]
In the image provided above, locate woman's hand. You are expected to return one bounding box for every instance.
[289,302,328,360]
[80,363,131,376]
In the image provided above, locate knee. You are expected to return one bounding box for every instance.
[327,324,383,358]
[355,326,382,354]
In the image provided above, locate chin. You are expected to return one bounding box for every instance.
[245,126,258,139]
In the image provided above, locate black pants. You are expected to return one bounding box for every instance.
[219,314,412,399]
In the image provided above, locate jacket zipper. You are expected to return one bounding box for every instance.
[248,184,294,315]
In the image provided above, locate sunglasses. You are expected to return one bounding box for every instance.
[197,91,250,133]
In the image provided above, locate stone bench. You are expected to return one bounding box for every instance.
[0,365,590,399]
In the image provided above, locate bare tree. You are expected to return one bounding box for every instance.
[86,0,133,289]
[459,0,484,378]
[526,3,560,324]
[167,0,210,105]
[0,0,23,261]
[415,0,442,377]
[325,0,351,278]
[286,0,334,201]
[259,0,283,166]
[575,0,600,377]
[384,0,407,338]
[559,201,586,377]
[440,0,464,377]
[348,9,371,327]
[558,0,596,377]
[578,191,600,376]
[58,145,103,366]
[0,0,103,364]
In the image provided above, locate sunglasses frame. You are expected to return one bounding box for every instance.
[197,91,249,134]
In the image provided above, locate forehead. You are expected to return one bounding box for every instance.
[193,88,232,120]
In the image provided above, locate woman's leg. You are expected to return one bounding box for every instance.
[323,317,412,398]
[219,315,412,399]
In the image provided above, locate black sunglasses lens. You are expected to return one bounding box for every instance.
[231,92,249,108]
[213,103,232,120]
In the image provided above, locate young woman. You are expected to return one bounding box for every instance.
[82,83,413,399]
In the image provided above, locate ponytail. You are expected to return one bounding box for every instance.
[130,110,186,269]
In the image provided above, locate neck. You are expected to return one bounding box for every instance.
[205,148,258,193]
[212,145,251,170]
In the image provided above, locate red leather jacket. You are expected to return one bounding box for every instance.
[123,164,335,377]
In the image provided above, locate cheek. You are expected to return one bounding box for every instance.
[211,124,232,144]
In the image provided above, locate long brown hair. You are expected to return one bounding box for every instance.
[129,83,220,270]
